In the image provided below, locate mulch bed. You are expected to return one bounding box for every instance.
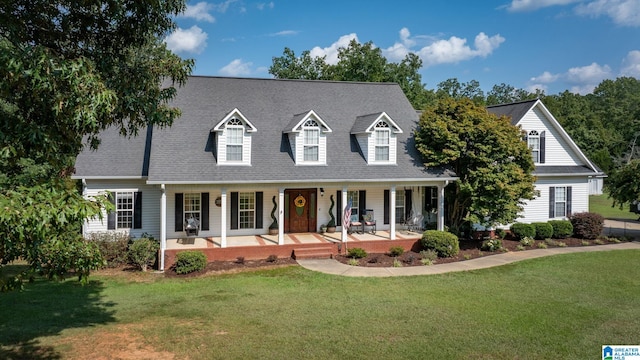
[162,236,630,277]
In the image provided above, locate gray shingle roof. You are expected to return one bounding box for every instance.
[74,76,455,183]
[486,99,538,125]
[534,166,600,176]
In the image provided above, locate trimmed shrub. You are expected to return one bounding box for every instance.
[174,251,207,274]
[420,249,438,262]
[532,222,554,240]
[481,239,502,252]
[87,232,130,268]
[127,238,159,272]
[388,246,404,257]
[570,212,604,239]
[347,247,367,259]
[510,223,536,240]
[548,220,573,238]
[519,236,535,247]
[420,230,459,257]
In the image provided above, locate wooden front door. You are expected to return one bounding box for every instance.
[284,189,317,233]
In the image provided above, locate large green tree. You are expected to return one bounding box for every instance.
[270,40,434,109]
[0,0,193,289]
[607,159,640,209]
[415,98,536,234]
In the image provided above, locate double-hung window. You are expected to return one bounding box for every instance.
[226,118,244,162]
[549,186,572,218]
[116,192,134,228]
[347,191,359,221]
[395,190,406,222]
[375,121,390,161]
[239,192,255,229]
[184,193,201,223]
[303,119,319,162]
[528,130,540,163]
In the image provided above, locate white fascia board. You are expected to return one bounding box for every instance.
[364,112,403,134]
[212,108,257,132]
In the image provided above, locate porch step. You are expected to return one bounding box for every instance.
[293,246,334,260]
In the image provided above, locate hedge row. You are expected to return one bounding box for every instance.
[509,212,604,240]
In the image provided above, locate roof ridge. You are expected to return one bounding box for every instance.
[186,75,400,86]
[486,98,539,108]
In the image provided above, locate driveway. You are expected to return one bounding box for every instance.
[603,219,640,239]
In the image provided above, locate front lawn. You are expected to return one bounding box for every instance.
[2,250,639,359]
[590,194,638,220]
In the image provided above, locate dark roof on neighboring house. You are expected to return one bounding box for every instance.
[74,76,455,183]
[486,99,538,125]
[534,166,600,176]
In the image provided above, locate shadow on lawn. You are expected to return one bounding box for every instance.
[0,268,116,360]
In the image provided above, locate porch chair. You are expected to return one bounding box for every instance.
[349,214,363,234]
[406,213,424,232]
[363,209,376,234]
[184,216,200,237]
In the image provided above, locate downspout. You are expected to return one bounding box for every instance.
[160,184,167,271]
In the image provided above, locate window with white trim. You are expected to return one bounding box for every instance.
[528,130,540,163]
[554,187,567,217]
[375,121,390,161]
[184,193,201,223]
[395,190,405,222]
[116,192,134,228]
[239,192,255,229]
[347,191,359,221]
[303,119,320,162]
[226,118,244,162]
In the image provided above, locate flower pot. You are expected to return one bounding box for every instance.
[268,228,278,235]
[327,226,336,233]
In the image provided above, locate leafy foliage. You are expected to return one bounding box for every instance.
[532,222,554,240]
[420,230,459,257]
[127,238,159,272]
[174,251,207,274]
[347,247,367,259]
[548,220,573,239]
[388,246,405,257]
[0,0,193,288]
[481,239,503,252]
[510,223,536,240]
[415,98,536,233]
[607,159,640,209]
[570,212,604,239]
[88,232,131,268]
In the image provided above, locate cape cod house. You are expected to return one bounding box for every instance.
[73,77,603,269]
[74,76,456,270]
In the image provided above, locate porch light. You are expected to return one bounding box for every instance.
[320,188,324,197]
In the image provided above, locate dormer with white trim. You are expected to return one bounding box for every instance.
[212,108,257,165]
[284,110,332,165]
[351,112,403,165]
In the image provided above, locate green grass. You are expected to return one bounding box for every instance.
[2,250,640,359]
[590,194,638,220]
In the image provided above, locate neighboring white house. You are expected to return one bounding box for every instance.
[73,77,604,268]
[487,99,605,224]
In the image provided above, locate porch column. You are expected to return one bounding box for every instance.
[341,186,348,242]
[160,184,167,271]
[437,183,445,231]
[278,188,284,245]
[390,185,396,240]
[220,188,227,248]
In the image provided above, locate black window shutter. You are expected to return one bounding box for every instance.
[107,192,116,230]
[358,190,366,221]
[175,193,183,232]
[231,192,239,230]
[540,131,546,164]
[566,187,572,216]
[405,189,413,220]
[336,191,342,226]
[255,192,263,229]
[201,193,210,231]
[133,192,142,229]
[549,187,555,218]
[384,190,390,224]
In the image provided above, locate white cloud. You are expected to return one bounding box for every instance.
[164,26,208,54]
[417,32,505,67]
[215,0,238,13]
[504,0,581,12]
[220,59,254,76]
[530,71,561,83]
[268,30,298,37]
[257,2,274,10]
[526,83,549,93]
[566,62,613,84]
[621,50,640,77]
[181,2,216,22]
[575,0,640,26]
[382,27,415,62]
[309,33,359,65]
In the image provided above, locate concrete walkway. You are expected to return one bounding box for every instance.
[297,242,640,277]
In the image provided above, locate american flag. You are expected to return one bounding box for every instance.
[343,200,352,230]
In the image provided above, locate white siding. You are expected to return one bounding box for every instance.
[83,180,161,239]
[518,177,589,223]
[518,108,583,166]
[216,129,252,165]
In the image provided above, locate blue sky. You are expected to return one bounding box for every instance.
[165,0,640,95]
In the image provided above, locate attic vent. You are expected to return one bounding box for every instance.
[303,119,319,127]
[227,118,243,126]
[375,121,390,128]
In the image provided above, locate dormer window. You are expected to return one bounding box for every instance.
[303,119,320,161]
[527,130,545,164]
[284,110,332,165]
[374,121,390,161]
[351,112,402,165]
[212,108,257,165]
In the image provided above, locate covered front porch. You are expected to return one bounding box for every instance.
[162,229,425,269]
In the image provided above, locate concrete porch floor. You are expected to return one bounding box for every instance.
[165,229,424,250]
